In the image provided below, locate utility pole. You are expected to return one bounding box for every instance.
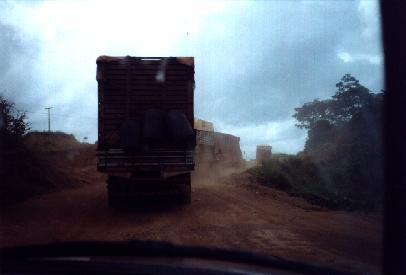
[45,107,52,132]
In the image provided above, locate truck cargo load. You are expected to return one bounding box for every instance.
[194,118,214,132]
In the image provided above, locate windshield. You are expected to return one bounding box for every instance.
[0,1,383,274]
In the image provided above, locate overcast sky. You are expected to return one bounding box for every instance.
[0,0,383,159]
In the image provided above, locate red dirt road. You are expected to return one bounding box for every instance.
[0,170,382,274]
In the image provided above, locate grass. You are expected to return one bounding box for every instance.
[247,155,377,210]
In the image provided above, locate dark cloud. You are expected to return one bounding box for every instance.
[0,1,383,156]
[0,20,40,111]
[191,1,382,127]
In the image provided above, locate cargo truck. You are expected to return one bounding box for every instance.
[96,56,195,207]
[256,145,272,165]
[213,132,244,169]
[194,129,244,173]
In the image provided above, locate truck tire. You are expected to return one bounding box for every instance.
[107,176,121,208]
[165,110,195,148]
[143,108,164,142]
[178,173,191,204]
[119,118,142,151]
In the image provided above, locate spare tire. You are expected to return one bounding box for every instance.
[143,108,165,142]
[119,118,142,151]
[165,110,195,148]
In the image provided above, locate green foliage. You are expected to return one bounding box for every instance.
[293,74,375,129]
[248,154,380,210]
[292,99,333,129]
[290,74,383,210]
[248,156,339,208]
[0,95,30,136]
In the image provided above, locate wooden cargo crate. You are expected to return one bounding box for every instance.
[97,56,195,150]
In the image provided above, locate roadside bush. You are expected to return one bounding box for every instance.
[247,155,379,211]
[0,95,30,136]
[287,75,383,211]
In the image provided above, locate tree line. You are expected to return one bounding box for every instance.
[293,74,384,208]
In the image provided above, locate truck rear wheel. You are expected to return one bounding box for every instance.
[175,173,191,204]
[107,175,122,208]
[180,181,191,204]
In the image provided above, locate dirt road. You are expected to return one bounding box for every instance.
[0,170,381,274]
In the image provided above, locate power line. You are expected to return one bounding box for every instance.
[39,113,97,120]
[25,110,97,120]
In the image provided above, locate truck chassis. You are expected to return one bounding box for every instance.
[97,149,193,207]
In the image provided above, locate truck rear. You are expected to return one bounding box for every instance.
[96,56,195,206]
[256,145,272,165]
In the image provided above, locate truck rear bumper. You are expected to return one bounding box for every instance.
[96,149,194,173]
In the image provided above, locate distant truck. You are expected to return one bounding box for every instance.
[194,118,215,172]
[194,129,214,172]
[96,56,195,206]
[256,145,272,165]
[213,132,244,169]
[194,126,244,173]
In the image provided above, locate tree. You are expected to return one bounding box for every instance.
[293,74,374,129]
[331,74,373,123]
[0,95,30,136]
[292,99,334,129]
[305,119,336,153]
[292,75,384,209]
